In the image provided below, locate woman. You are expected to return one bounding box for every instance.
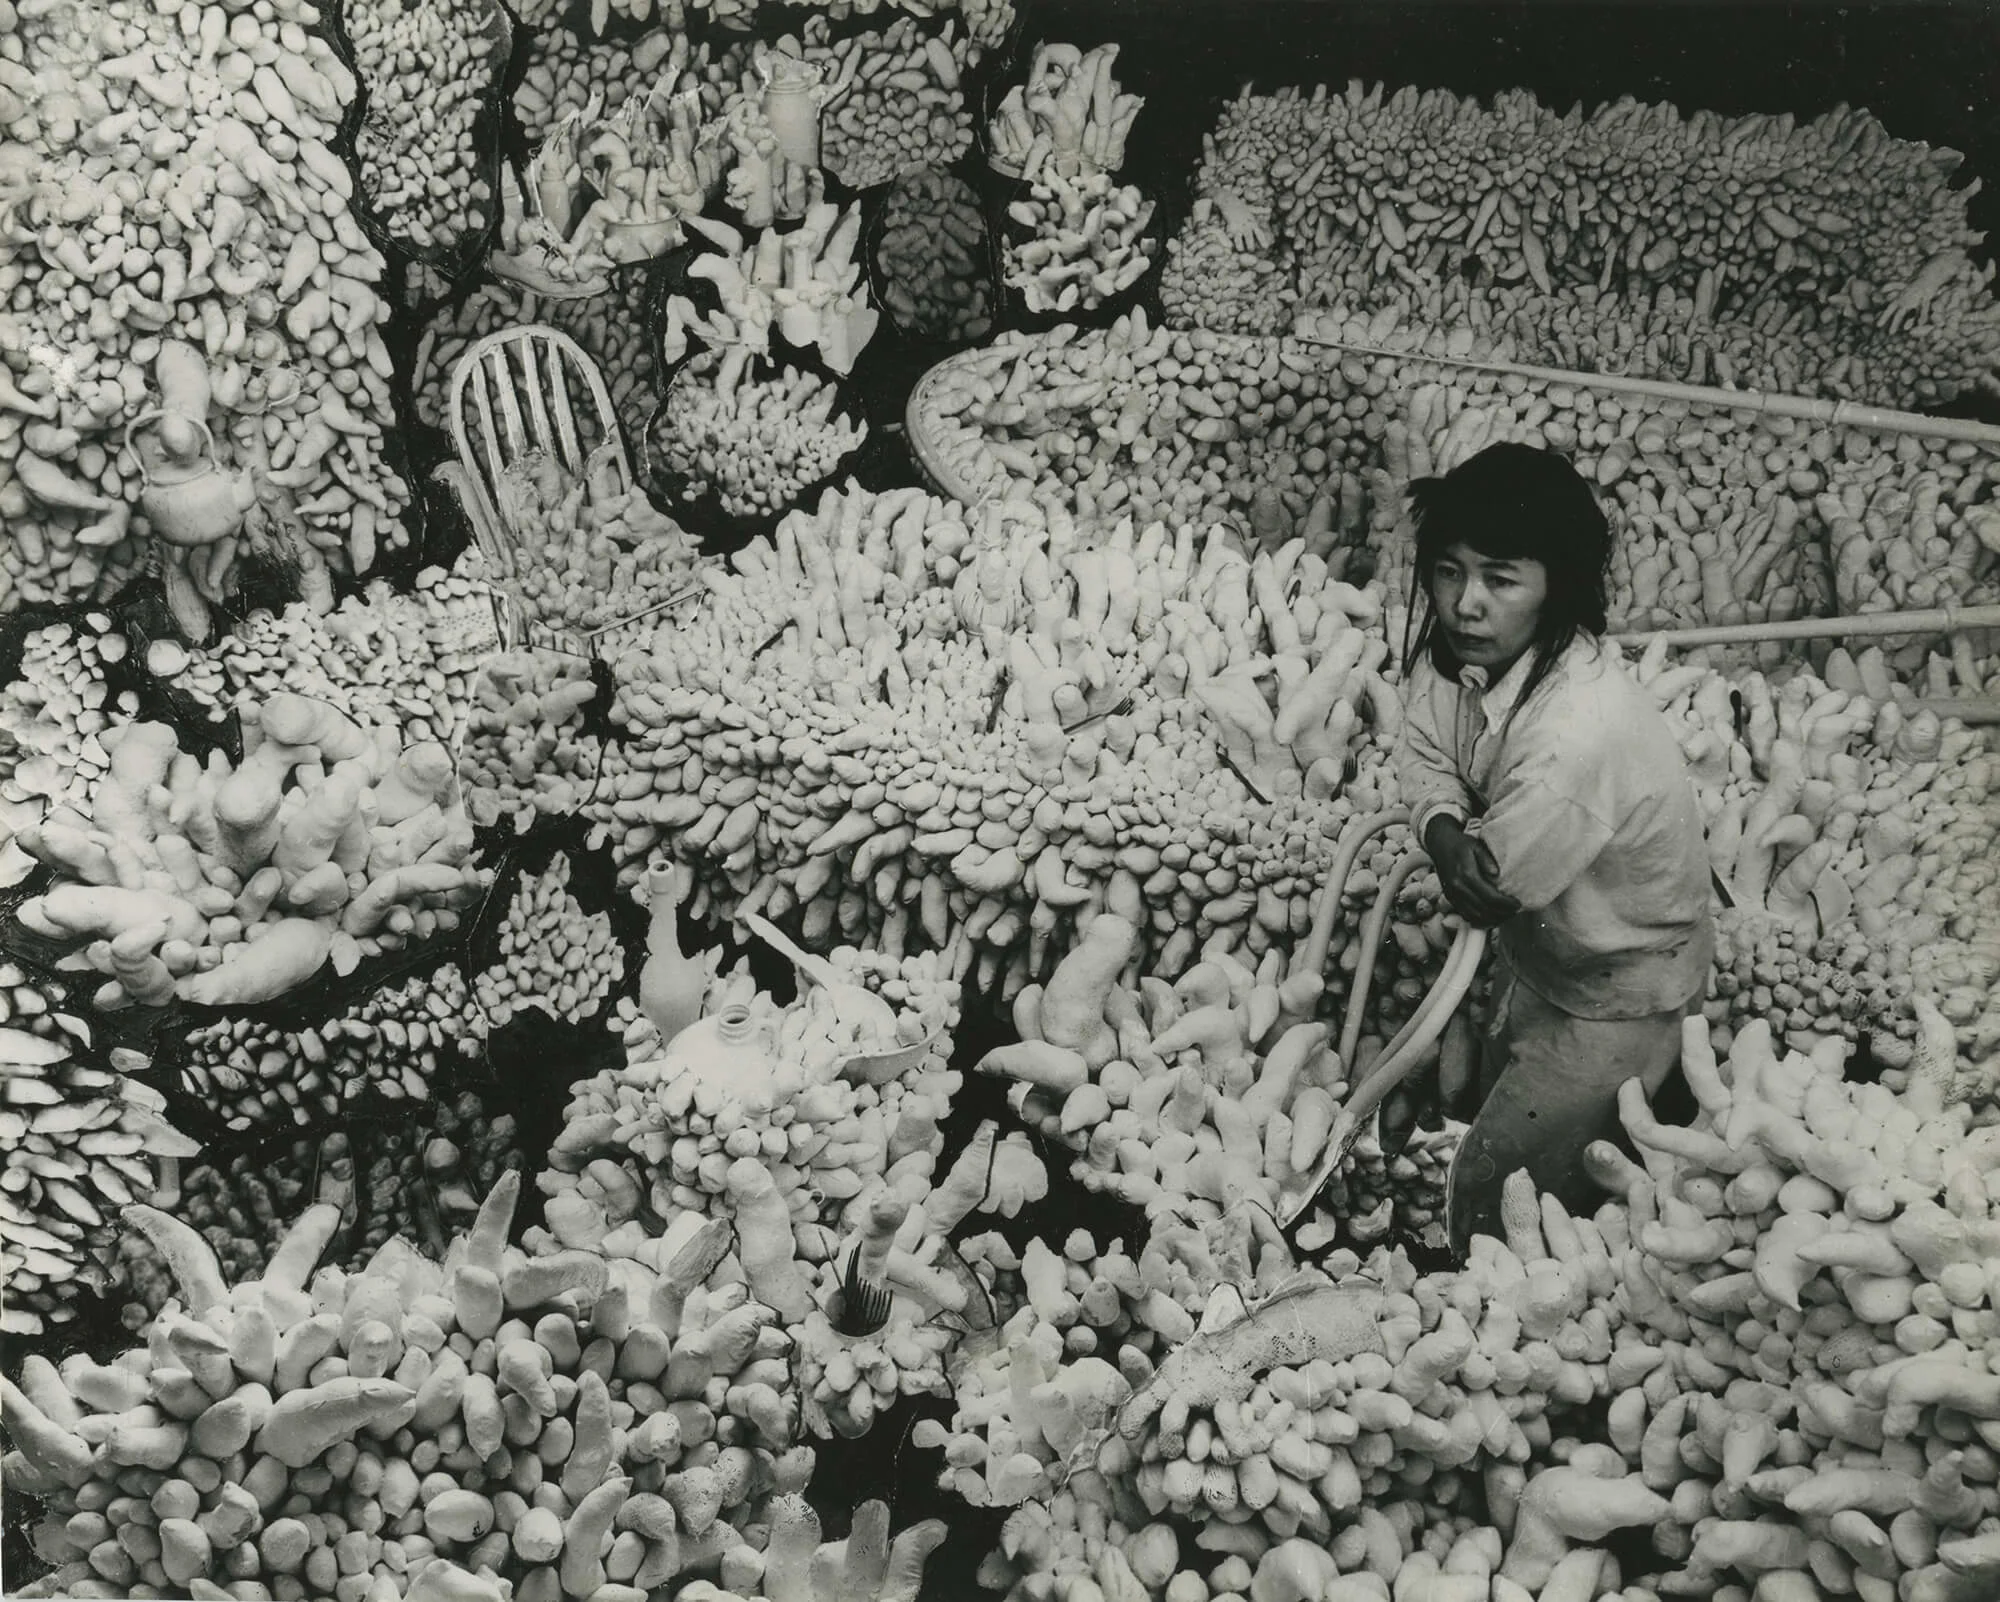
[1394,443,1714,1254]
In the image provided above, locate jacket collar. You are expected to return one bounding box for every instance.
[1455,634,1612,731]
[1456,648,1539,732]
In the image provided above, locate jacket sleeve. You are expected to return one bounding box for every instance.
[1395,667,1473,843]
[1471,722,1620,911]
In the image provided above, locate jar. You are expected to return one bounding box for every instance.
[761,56,826,169]
[660,1002,780,1111]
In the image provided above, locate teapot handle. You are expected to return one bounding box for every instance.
[124,409,219,491]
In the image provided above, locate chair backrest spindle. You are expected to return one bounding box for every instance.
[519,340,555,467]
[548,349,588,474]
[449,325,633,525]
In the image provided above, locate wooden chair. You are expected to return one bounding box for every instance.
[436,324,634,649]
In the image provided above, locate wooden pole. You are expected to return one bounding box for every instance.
[1909,698,2000,726]
[582,584,707,643]
[1611,604,2000,651]
[1293,325,2000,450]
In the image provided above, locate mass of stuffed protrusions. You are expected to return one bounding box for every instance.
[179,961,486,1129]
[988,43,1144,179]
[803,16,978,190]
[659,204,881,380]
[205,565,501,754]
[1004,164,1156,315]
[474,853,624,1029]
[502,36,733,286]
[1629,640,2000,1074]
[537,937,986,1447]
[0,619,137,814]
[956,1020,2000,1602]
[651,356,870,521]
[4,1173,847,1602]
[486,450,703,648]
[346,0,505,256]
[456,650,604,835]
[919,313,2000,632]
[14,693,487,1009]
[1,1020,196,1333]
[583,476,1407,1000]
[988,915,1464,1248]
[0,0,409,612]
[1162,82,2000,407]
[543,940,958,1269]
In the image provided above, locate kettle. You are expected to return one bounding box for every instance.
[125,409,255,548]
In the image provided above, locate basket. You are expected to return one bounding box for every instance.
[904,348,1014,506]
[597,213,691,268]
[487,245,614,302]
[453,645,610,837]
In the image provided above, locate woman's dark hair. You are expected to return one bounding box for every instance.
[1400,442,1612,713]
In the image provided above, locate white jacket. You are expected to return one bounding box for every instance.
[1397,634,1714,1020]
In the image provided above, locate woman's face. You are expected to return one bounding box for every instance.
[1431,542,1549,673]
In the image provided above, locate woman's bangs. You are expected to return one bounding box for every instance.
[1415,495,1549,568]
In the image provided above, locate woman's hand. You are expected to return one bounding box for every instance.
[1424,816,1522,928]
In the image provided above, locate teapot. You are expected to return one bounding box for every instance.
[124,408,256,548]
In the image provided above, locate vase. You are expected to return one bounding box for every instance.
[761,61,824,168]
[659,1001,780,1111]
[638,863,704,1048]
